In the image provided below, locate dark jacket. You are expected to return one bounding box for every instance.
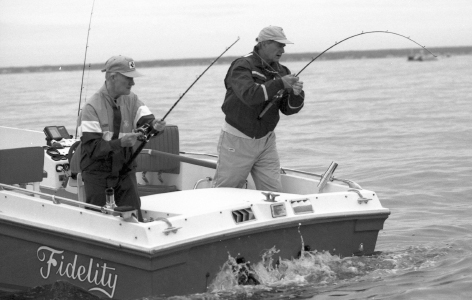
[222,48,305,138]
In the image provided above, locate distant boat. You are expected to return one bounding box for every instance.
[407,50,438,61]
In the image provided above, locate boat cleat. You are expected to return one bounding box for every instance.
[261,192,280,202]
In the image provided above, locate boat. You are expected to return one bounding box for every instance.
[407,49,438,61]
[0,124,390,299]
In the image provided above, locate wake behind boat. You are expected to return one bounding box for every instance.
[0,125,390,299]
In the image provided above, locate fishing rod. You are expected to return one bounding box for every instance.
[258,30,436,119]
[122,37,241,177]
[161,36,240,121]
[75,0,95,137]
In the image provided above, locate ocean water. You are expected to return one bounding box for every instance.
[1,55,471,299]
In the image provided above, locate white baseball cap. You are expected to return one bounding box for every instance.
[101,55,143,77]
[256,26,293,44]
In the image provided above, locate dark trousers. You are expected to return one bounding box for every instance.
[82,171,143,221]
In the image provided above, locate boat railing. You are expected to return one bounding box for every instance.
[280,167,363,190]
[0,183,139,222]
[177,151,363,190]
[1,182,95,208]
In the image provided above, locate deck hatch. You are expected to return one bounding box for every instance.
[232,208,256,223]
[290,198,314,214]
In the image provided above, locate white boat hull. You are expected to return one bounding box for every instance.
[0,126,390,298]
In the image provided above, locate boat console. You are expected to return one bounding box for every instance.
[41,126,79,191]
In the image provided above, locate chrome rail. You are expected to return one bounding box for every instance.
[152,217,181,235]
[0,183,138,221]
[348,188,372,204]
[194,177,212,189]
[280,167,362,189]
[1,183,95,208]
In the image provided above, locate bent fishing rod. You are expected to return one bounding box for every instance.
[122,37,240,175]
[160,36,240,121]
[75,0,95,138]
[258,30,436,119]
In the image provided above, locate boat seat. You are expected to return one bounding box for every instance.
[135,124,180,196]
[0,146,45,193]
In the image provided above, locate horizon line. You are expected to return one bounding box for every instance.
[1,45,471,73]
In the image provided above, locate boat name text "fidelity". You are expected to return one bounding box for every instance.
[37,246,118,298]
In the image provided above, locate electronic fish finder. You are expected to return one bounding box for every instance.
[43,126,73,146]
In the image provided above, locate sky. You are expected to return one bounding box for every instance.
[0,0,471,68]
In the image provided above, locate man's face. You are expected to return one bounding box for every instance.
[259,41,286,63]
[111,73,135,97]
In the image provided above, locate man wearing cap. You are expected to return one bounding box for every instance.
[213,26,305,192]
[78,55,165,221]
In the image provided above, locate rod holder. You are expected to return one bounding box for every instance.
[105,187,117,209]
[317,161,338,193]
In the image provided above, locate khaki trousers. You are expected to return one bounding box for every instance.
[213,130,282,192]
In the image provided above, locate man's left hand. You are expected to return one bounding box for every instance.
[292,81,303,95]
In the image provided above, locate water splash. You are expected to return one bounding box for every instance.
[206,244,448,297]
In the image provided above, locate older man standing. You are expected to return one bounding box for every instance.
[79,55,165,221]
[213,26,305,192]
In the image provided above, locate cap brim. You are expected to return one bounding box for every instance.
[119,70,143,78]
[274,39,294,44]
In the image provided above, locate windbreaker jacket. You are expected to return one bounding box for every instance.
[79,83,154,177]
[222,49,305,138]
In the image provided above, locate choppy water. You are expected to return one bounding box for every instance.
[1,55,471,299]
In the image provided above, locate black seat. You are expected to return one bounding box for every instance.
[0,147,45,191]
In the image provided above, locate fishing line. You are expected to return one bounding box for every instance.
[76,0,95,138]
[257,30,436,118]
[161,36,240,121]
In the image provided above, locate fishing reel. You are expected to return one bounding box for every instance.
[136,121,160,142]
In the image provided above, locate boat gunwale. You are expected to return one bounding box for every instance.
[0,200,389,260]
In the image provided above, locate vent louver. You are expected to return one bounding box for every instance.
[232,208,256,223]
[290,198,314,214]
